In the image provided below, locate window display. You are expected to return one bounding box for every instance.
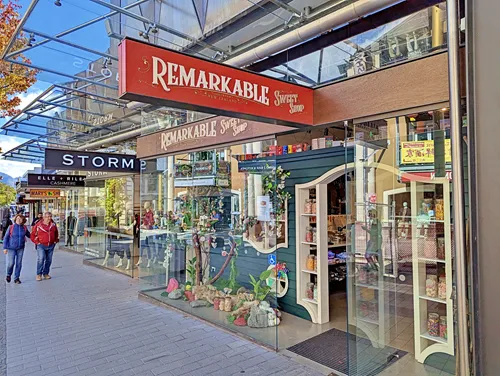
[83,176,137,277]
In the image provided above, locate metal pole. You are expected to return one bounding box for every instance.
[446,0,470,375]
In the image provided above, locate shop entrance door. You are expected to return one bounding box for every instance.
[345,126,401,375]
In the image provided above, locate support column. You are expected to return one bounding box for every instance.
[167,156,174,211]
[467,0,500,374]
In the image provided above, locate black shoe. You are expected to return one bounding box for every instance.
[14,278,21,284]
[5,276,10,283]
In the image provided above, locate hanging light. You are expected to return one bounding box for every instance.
[27,33,35,47]
[54,0,62,6]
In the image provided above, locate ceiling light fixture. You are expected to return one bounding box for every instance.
[54,0,62,6]
[27,33,35,47]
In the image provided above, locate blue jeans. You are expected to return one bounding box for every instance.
[6,248,24,280]
[37,244,55,276]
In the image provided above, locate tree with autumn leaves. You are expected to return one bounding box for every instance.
[0,0,37,118]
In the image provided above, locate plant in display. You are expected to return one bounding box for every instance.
[263,165,291,218]
[186,256,197,286]
[248,269,274,302]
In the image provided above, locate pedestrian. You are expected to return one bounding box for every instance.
[3,214,31,284]
[31,212,59,281]
[31,213,42,226]
[1,211,12,241]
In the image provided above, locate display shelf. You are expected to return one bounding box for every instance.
[301,213,316,217]
[411,178,454,363]
[301,241,317,246]
[421,332,447,344]
[418,257,446,264]
[302,298,318,304]
[419,295,447,304]
[328,243,347,248]
[355,282,380,290]
[302,269,317,275]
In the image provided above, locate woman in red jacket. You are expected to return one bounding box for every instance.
[31,212,59,281]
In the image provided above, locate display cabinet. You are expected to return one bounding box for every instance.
[411,178,454,362]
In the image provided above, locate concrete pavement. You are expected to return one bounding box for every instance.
[4,243,324,376]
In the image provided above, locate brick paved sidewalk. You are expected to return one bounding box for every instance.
[4,243,324,376]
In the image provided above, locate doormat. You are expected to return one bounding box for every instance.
[287,328,407,376]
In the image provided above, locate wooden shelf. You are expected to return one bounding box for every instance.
[418,257,446,264]
[302,269,317,275]
[355,282,380,290]
[419,295,447,304]
[301,241,317,246]
[302,298,318,304]
[301,213,316,217]
[328,243,347,248]
[421,332,447,344]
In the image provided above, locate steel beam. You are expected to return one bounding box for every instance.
[0,0,40,59]
[24,112,94,127]
[37,100,105,117]
[23,27,117,61]
[5,0,149,59]
[89,0,226,54]
[5,58,118,90]
[52,84,126,106]
[267,0,301,16]
[10,121,82,135]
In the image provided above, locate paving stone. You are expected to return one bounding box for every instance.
[5,245,323,376]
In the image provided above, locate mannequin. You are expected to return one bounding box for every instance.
[416,200,430,238]
[137,202,153,267]
[66,212,77,247]
[397,202,411,238]
[406,31,422,59]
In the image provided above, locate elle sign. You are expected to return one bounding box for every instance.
[119,38,313,126]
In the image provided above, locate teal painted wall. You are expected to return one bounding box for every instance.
[276,147,354,320]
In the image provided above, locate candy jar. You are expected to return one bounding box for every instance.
[435,199,444,220]
[358,268,367,284]
[313,284,318,300]
[438,276,447,300]
[428,313,440,337]
[304,199,312,214]
[306,255,315,271]
[426,275,438,298]
[313,256,318,271]
[439,316,447,339]
[306,282,314,299]
[305,227,313,243]
[311,199,317,214]
[312,228,317,243]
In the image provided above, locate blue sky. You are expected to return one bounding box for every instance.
[0,0,113,178]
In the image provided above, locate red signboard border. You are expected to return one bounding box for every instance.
[118,37,313,128]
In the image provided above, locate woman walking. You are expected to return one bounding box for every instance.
[3,214,31,284]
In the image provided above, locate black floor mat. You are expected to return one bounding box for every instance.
[287,328,407,376]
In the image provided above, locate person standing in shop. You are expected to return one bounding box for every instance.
[3,214,31,284]
[31,213,42,227]
[31,212,59,281]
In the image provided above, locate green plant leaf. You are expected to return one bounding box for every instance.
[259,269,273,281]
[249,274,257,284]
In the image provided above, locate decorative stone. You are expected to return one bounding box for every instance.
[247,305,269,328]
[184,291,195,302]
[234,317,247,326]
[190,300,209,308]
[168,289,183,300]
[224,297,233,312]
[166,278,179,293]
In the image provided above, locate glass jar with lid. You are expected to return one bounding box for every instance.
[306,254,315,271]
[305,226,313,243]
[306,282,314,299]
[428,313,440,337]
[439,316,447,339]
[311,199,317,214]
[304,199,312,214]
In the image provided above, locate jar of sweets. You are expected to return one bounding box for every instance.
[304,199,312,214]
[428,313,440,337]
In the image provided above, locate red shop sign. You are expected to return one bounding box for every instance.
[400,170,453,183]
[118,38,313,126]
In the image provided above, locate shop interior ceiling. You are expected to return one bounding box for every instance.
[0,0,438,163]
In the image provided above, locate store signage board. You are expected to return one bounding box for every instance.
[28,174,86,187]
[401,170,453,183]
[119,38,313,127]
[400,140,452,165]
[137,116,293,159]
[174,178,215,187]
[45,149,140,173]
[29,189,60,199]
